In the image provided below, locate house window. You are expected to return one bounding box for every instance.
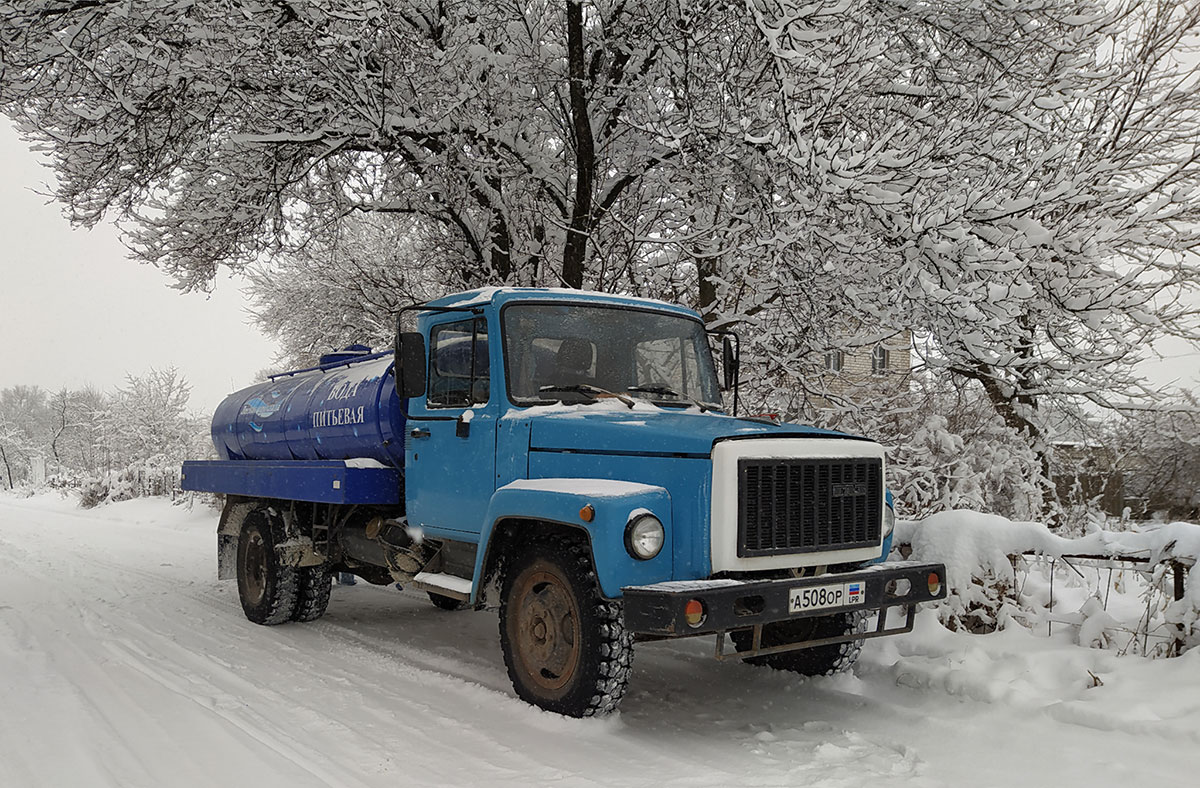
[872,346,890,374]
[824,351,844,373]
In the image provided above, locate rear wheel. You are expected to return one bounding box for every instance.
[499,535,632,717]
[291,563,332,622]
[236,510,298,625]
[731,611,866,676]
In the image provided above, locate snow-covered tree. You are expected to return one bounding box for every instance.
[0,385,49,489]
[885,1,1200,480]
[105,368,196,465]
[0,419,22,490]
[245,213,443,366]
[4,1,1199,511]
[38,385,109,485]
[715,0,1200,494]
[0,1,723,290]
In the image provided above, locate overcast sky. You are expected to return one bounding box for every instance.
[0,122,281,413]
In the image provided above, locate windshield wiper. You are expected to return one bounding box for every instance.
[627,385,713,413]
[539,384,635,408]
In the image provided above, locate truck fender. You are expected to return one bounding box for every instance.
[471,479,674,604]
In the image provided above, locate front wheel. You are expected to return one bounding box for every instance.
[499,535,632,717]
[236,510,298,625]
[731,611,866,676]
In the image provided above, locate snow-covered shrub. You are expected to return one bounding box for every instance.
[896,512,1200,654]
[897,512,1046,632]
[79,456,184,508]
[889,410,1046,522]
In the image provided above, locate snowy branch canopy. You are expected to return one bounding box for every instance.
[2,0,1199,447]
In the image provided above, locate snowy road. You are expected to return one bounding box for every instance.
[2,495,1197,788]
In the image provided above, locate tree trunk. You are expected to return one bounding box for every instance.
[698,257,717,320]
[967,368,1056,513]
[489,214,513,283]
[0,444,13,490]
[485,174,513,282]
[562,0,594,289]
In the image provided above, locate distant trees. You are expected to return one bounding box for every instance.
[106,368,198,466]
[3,1,1199,515]
[0,385,49,489]
[0,369,205,502]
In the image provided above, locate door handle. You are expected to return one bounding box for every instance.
[409,427,431,439]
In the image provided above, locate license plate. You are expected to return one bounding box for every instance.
[788,582,866,614]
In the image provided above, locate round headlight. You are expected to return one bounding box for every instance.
[625,513,664,560]
[883,504,896,538]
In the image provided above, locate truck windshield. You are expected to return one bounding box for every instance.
[502,303,722,409]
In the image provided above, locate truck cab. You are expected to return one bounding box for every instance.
[183,287,945,717]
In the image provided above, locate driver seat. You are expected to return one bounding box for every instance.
[555,337,594,383]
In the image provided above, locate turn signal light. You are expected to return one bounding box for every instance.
[579,504,595,522]
[684,599,706,628]
[928,572,942,596]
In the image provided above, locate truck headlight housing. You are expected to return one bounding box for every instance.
[883,504,896,538]
[625,512,664,560]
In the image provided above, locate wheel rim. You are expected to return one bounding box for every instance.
[511,565,581,692]
[242,530,268,606]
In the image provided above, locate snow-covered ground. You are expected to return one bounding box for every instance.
[2,494,1198,788]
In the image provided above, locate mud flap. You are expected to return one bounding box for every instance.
[217,533,239,580]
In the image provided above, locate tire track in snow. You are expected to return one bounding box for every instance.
[2,499,931,787]
[0,508,643,785]
[0,548,339,787]
[1,499,934,787]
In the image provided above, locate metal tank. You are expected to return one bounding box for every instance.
[210,350,406,467]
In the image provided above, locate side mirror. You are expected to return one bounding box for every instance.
[396,331,427,399]
[722,336,739,391]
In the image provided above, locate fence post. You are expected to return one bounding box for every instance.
[1172,561,1187,657]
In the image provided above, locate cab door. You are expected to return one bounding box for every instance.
[404,316,496,539]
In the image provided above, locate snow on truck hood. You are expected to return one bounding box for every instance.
[519,405,865,457]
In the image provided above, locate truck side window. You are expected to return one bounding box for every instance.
[428,318,489,408]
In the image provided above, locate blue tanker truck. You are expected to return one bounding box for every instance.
[183,287,945,717]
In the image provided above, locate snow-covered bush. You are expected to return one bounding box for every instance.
[79,456,185,508]
[896,512,1200,655]
[888,410,1046,522]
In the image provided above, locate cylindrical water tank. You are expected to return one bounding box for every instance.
[210,353,406,467]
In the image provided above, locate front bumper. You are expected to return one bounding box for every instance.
[622,561,946,638]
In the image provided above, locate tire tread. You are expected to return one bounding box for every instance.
[499,532,633,717]
[292,563,332,622]
[732,610,867,676]
[238,508,299,626]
